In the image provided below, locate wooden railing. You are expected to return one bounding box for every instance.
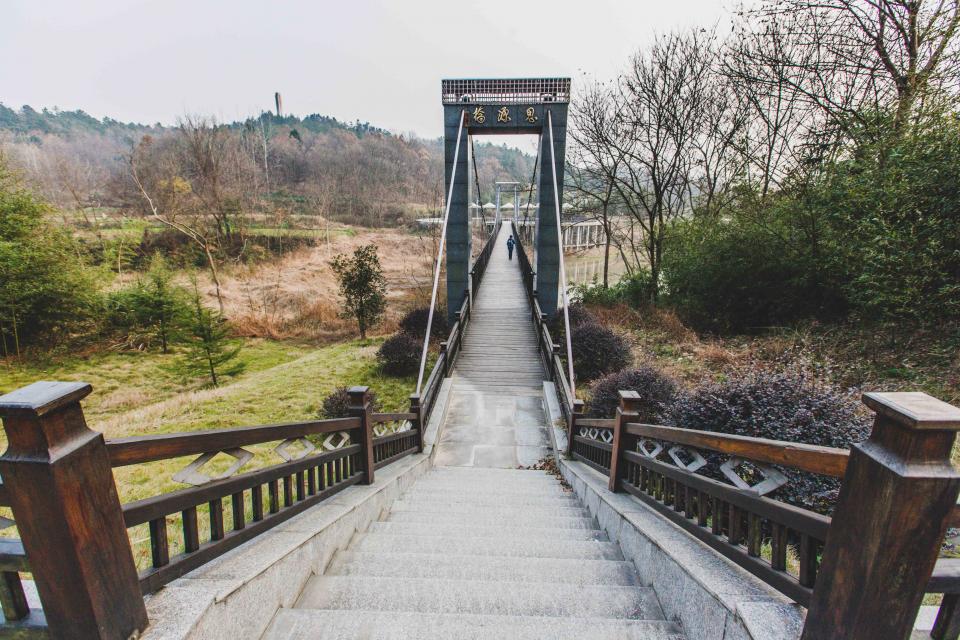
[0,382,421,638]
[572,389,960,639]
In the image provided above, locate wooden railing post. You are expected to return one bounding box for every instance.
[609,391,641,493]
[0,381,148,639]
[409,393,424,453]
[348,386,375,485]
[802,392,960,640]
[566,399,584,457]
[439,341,449,377]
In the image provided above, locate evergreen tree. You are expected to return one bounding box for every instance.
[142,254,185,353]
[330,244,387,339]
[178,283,244,386]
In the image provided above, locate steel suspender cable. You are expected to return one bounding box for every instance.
[522,143,540,244]
[470,138,488,240]
[547,111,576,399]
[416,110,466,395]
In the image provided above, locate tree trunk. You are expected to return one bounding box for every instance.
[202,245,225,315]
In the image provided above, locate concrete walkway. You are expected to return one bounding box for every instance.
[435,224,552,469]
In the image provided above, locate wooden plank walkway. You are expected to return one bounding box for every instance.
[435,223,550,469]
[451,223,546,394]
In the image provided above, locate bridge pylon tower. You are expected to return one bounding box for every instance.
[441,78,570,321]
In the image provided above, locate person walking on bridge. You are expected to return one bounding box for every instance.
[506,234,515,261]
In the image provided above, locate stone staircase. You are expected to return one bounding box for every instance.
[262,467,686,639]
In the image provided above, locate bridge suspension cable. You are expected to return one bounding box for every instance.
[521,142,540,244]
[470,138,490,240]
[416,110,466,396]
[547,110,576,398]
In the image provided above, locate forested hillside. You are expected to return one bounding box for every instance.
[0,105,533,227]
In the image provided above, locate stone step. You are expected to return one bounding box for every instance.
[327,551,638,585]
[386,510,598,530]
[424,467,556,482]
[265,609,686,640]
[407,481,570,497]
[294,576,664,619]
[349,532,623,561]
[367,521,606,542]
[399,490,578,507]
[388,500,590,519]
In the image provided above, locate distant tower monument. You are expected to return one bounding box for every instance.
[275,92,283,117]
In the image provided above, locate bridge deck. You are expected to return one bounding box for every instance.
[434,223,551,469]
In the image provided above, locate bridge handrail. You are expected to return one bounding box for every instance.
[573,390,960,638]
[0,383,421,637]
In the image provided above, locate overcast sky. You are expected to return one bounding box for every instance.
[2,0,743,139]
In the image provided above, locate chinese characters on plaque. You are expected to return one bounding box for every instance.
[469,106,541,126]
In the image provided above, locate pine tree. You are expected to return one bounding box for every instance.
[329,244,387,339]
[178,283,244,386]
[142,253,186,353]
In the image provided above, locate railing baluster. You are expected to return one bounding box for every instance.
[232,492,246,530]
[150,517,170,567]
[183,506,200,552]
[728,505,743,546]
[0,572,28,622]
[747,513,762,557]
[798,533,817,588]
[711,498,723,536]
[252,484,264,521]
[771,524,787,571]
[283,475,294,507]
[269,480,280,514]
[209,498,225,541]
[932,594,960,640]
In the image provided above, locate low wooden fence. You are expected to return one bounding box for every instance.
[0,381,421,639]
[571,390,960,639]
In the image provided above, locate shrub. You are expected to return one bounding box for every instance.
[572,270,654,309]
[319,386,379,419]
[588,365,678,420]
[661,216,845,334]
[571,322,631,382]
[376,332,421,376]
[398,307,449,339]
[547,303,596,340]
[668,370,870,513]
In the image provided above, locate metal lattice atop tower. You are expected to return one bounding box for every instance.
[441,78,571,104]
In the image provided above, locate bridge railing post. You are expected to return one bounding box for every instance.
[348,386,375,485]
[608,391,641,492]
[439,341,449,377]
[409,393,424,453]
[566,399,584,457]
[802,392,960,640]
[0,381,148,639]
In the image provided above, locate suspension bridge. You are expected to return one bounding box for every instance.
[0,79,959,640]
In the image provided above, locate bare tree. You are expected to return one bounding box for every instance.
[128,135,226,313]
[577,31,721,300]
[742,0,960,131]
